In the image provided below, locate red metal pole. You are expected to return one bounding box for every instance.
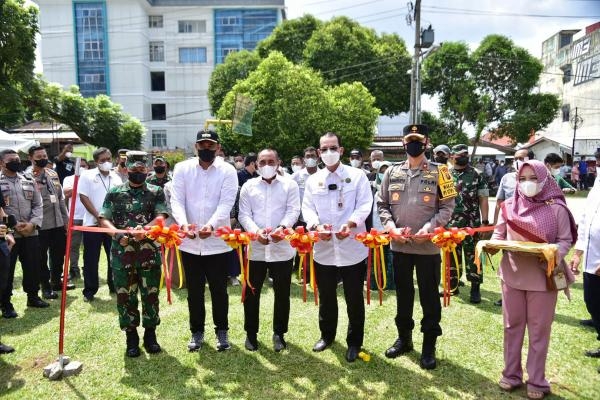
[59,158,81,356]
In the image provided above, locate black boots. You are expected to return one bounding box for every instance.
[384,332,413,358]
[125,329,141,358]
[470,282,482,304]
[143,328,162,354]
[420,335,437,370]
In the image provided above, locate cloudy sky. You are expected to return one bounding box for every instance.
[286,0,600,57]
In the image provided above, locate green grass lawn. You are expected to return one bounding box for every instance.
[1,253,598,400]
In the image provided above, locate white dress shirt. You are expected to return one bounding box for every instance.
[78,168,122,226]
[62,174,86,220]
[239,175,300,262]
[575,177,600,274]
[170,156,238,256]
[291,168,311,204]
[302,163,372,266]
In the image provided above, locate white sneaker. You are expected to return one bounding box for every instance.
[229,277,240,286]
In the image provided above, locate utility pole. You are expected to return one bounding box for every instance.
[570,107,583,162]
[409,0,421,124]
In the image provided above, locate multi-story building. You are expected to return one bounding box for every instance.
[538,21,600,163]
[34,0,284,150]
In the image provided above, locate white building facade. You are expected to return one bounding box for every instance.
[539,22,600,162]
[34,0,284,151]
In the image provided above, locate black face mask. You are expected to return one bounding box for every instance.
[34,159,49,168]
[405,141,425,157]
[154,166,166,174]
[198,149,216,163]
[5,160,21,172]
[128,172,147,185]
[455,156,469,166]
[434,156,448,164]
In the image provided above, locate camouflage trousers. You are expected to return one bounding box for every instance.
[111,241,162,330]
[449,234,482,290]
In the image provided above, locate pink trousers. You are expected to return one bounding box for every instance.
[501,282,558,393]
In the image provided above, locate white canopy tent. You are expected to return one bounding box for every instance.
[0,129,38,153]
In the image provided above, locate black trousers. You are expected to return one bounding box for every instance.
[181,251,229,334]
[393,252,442,337]
[315,260,366,347]
[0,242,9,301]
[244,259,293,336]
[1,236,41,306]
[584,272,600,341]
[39,227,66,290]
[82,231,112,297]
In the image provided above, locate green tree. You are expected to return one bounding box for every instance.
[256,14,322,64]
[216,52,379,162]
[28,79,144,153]
[304,16,411,116]
[421,35,560,157]
[0,0,38,129]
[208,50,261,115]
[422,111,469,149]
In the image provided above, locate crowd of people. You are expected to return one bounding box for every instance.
[1,128,599,399]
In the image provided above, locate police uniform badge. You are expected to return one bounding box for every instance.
[437,164,457,199]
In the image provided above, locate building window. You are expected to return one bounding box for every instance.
[150,72,165,91]
[214,9,278,64]
[74,2,108,97]
[561,64,572,84]
[179,47,207,64]
[178,20,206,33]
[152,130,167,148]
[562,104,570,122]
[149,41,164,62]
[149,15,163,28]
[151,104,166,120]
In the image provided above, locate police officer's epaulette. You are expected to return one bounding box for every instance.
[44,168,59,178]
[21,171,35,181]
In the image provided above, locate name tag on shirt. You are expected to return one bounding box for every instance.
[50,194,57,203]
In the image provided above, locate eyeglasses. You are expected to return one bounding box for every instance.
[320,146,339,152]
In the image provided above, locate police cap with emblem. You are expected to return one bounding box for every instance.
[125,151,149,168]
[196,130,219,143]
[402,124,429,141]
[451,144,469,155]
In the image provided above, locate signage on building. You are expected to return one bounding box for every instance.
[571,37,591,59]
[574,53,600,86]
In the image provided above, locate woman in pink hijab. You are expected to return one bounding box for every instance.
[490,160,577,399]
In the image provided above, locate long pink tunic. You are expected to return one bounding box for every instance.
[492,203,574,393]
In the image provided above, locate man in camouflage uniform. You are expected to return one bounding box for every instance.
[146,156,170,188]
[447,144,490,304]
[99,151,168,358]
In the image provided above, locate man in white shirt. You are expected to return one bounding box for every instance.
[170,130,238,352]
[63,158,88,280]
[291,146,320,227]
[238,148,300,352]
[78,148,122,302]
[569,153,600,366]
[302,132,373,362]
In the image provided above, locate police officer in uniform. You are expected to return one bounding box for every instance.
[114,148,130,182]
[0,149,48,318]
[146,156,170,188]
[447,144,489,303]
[377,124,456,370]
[99,151,168,357]
[29,146,74,300]
[0,201,16,353]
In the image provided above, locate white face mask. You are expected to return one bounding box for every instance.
[551,168,560,176]
[350,159,362,168]
[234,161,244,170]
[291,164,302,173]
[320,150,340,167]
[514,157,528,171]
[65,152,72,158]
[98,161,113,172]
[258,165,277,179]
[371,160,382,171]
[519,180,541,197]
[304,158,317,168]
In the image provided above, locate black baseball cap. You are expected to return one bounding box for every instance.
[196,130,219,143]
